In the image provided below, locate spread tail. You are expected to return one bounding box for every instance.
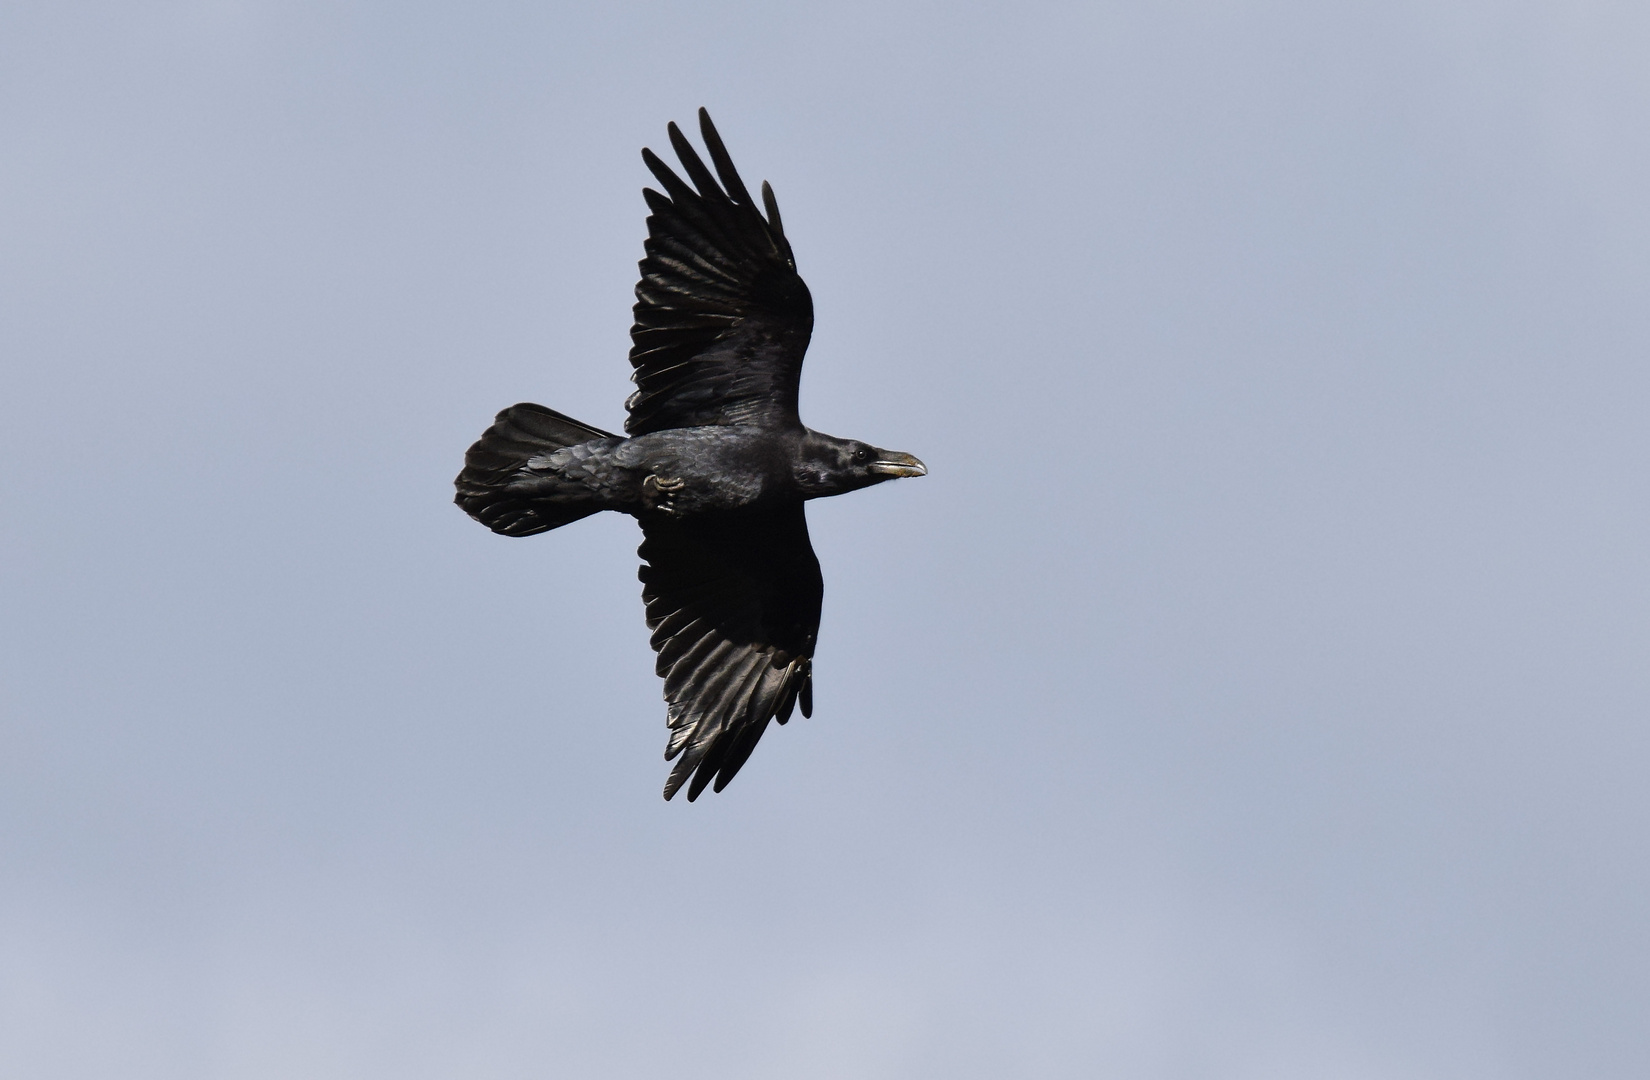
[455,403,623,537]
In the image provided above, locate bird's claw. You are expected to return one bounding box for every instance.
[643,473,686,514]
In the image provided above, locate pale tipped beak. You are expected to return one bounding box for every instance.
[868,452,928,478]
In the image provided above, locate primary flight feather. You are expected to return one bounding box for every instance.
[455,109,926,800]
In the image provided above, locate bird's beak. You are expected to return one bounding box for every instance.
[868,452,927,478]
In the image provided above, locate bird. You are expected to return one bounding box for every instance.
[455,109,926,800]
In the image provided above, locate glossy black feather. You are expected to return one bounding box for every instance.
[626,109,812,436]
[639,504,821,800]
[454,404,621,536]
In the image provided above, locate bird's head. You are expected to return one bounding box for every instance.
[793,431,927,498]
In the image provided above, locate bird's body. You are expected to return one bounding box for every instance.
[456,111,924,800]
[476,423,914,518]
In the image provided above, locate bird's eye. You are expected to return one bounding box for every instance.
[853,448,872,463]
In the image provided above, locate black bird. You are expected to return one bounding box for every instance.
[455,110,926,800]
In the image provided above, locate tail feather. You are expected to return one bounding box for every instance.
[455,403,622,537]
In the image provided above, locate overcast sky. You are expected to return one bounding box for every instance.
[3,2,1649,1077]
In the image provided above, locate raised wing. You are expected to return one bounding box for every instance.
[627,109,813,436]
[638,504,821,800]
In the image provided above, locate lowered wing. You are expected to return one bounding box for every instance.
[626,109,813,436]
[638,504,821,800]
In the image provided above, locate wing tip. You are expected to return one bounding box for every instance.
[656,657,817,801]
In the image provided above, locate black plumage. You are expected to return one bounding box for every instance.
[455,110,926,799]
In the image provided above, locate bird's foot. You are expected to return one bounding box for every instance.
[642,473,686,514]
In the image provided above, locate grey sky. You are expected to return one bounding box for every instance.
[3,1,1648,1077]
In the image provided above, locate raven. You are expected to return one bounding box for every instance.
[455,110,926,800]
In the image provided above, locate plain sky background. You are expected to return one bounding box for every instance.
[3,1,1648,1077]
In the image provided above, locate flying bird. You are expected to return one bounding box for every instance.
[455,110,926,800]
